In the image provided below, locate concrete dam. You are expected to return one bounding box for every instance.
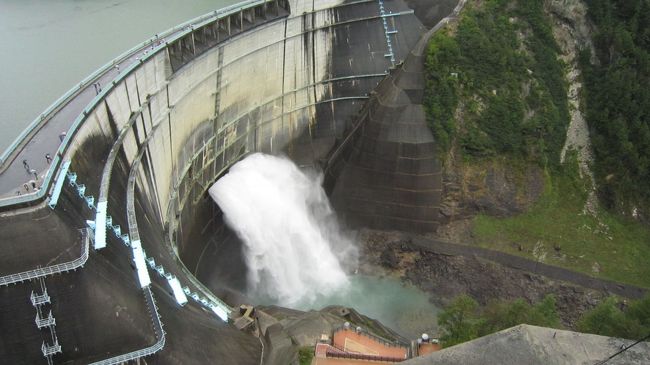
[0,0,458,363]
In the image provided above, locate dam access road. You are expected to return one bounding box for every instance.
[0,0,460,363]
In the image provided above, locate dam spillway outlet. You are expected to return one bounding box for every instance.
[209,154,439,340]
[0,0,462,362]
[209,153,357,306]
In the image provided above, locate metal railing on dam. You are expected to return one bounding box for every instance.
[0,0,429,362]
[0,0,422,221]
[0,228,90,286]
[89,287,166,365]
[0,0,290,209]
[49,161,235,364]
[49,0,421,282]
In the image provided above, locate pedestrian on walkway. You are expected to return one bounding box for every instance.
[114,64,120,73]
[30,169,38,180]
[23,183,29,192]
[22,159,30,171]
[29,180,36,190]
[59,131,67,142]
[45,153,52,164]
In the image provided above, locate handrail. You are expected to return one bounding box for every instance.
[0,0,268,168]
[0,0,400,210]
[0,0,274,209]
[326,349,404,362]
[89,286,166,365]
[333,326,407,349]
[95,100,152,249]
[61,165,167,365]
[124,119,234,317]
[0,228,90,286]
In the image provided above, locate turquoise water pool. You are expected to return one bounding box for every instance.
[267,274,440,340]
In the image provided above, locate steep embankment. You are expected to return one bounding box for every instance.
[578,0,650,220]
[357,229,610,327]
[424,0,569,219]
[423,0,650,289]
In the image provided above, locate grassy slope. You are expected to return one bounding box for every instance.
[473,161,650,288]
[424,0,650,289]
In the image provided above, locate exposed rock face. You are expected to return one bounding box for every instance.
[359,229,608,328]
[548,0,599,216]
[380,246,401,269]
[547,0,594,47]
[403,250,604,326]
[440,159,545,222]
[436,0,600,228]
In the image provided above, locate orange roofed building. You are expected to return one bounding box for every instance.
[312,323,439,365]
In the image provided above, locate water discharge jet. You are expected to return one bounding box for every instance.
[209,153,357,306]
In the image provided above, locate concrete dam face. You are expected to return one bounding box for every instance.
[0,0,456,363]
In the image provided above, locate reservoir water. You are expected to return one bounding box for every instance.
[0,0,237,151]
[3,0,441,341]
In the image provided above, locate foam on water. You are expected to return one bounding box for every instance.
[295,274,440,339]
[209,153,357,306]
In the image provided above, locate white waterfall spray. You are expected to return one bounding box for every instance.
[208,153,356,306]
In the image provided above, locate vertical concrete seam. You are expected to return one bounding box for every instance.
[279,17,288,153]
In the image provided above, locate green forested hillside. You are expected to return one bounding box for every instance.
[580,0,650,215]
[424,0,569,165]
[422,0,650,345]
[437,294,650,347]
[437,295,560,347]
[423,0,650,288]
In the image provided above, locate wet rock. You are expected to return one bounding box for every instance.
[380,247,400,269]
[439,158,545,225]
[358,230,609,328]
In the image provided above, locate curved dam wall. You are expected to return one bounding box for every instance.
[0,0,453,363]
[66,0,428,297]
[105,0,430,302]
[4,1,648,362]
